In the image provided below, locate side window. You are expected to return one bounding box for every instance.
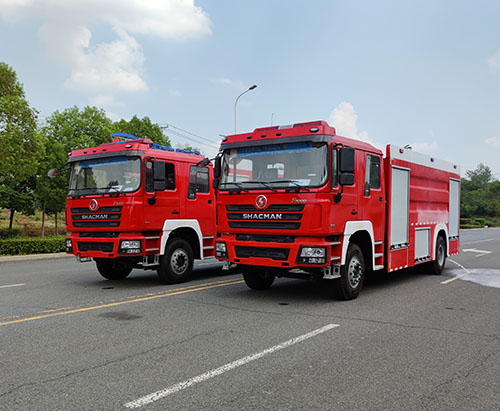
[188,166,209,199]
[165,163,175,190]
[364,155,381,196]
[331,147,338,187]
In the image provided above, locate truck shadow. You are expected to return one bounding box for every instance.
[229,267,427,302]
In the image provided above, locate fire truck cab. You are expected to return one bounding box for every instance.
[65,133,216,284]
[213,121,460,299]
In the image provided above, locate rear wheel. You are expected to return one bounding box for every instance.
[429,235,447,275]
[95,259,132,280]
[241,266,275,290]
[334,243,365,300]
[157,238,194,284]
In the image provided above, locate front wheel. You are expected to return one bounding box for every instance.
[333,243,365,300]
[242,266,275,290]
[95,259,132,280]
[157,238,194,284]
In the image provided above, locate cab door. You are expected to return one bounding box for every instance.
[143,159,179,230]
[184,165,215,238]
[360,153,385,244]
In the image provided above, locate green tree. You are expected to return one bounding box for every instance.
[37,106,113,234]
[176,143,203,155]
[43,106,113,152]
[111,115,171,146]
[465,163,493,190]
[0,62,42,228]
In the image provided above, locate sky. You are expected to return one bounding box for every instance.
[0,0,499,176]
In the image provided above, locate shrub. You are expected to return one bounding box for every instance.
[0,236,66,256]
[0,228,21,239]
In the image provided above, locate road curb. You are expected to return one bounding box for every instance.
[0,252,73,263]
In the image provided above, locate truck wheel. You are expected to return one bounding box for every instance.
[95,259,132,280]
[242,266,275,290]
[429,235,447,275]
[158,238,194,284]
[334,243,365,300]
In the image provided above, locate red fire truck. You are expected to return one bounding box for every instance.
[64,133,216,283]
[213,120,460,299]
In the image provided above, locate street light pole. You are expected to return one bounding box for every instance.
[234,84,257,134]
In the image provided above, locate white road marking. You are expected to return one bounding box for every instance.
[124,323,339,409]
[0,283,25,289]
[462,248,492,257]
[441,259,470,284]
[461,237,500,246]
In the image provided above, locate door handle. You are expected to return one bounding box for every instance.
[172,210,179,215]
[379,197,383,202]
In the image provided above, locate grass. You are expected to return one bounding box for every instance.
[0,208,66,237]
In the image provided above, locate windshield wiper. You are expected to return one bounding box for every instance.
[70,187,98,197]
[268,179,310,191]
[220,182,248,192]
[240,181,278,192]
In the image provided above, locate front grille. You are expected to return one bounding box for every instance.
[73,221,120,227]
[236,234,295,243]
[226,204,303,230]
[229,221,301,230]
[235,246,290,261]
[79,232,119,238]
[77,242,114,252]
[72,206,122,228]
[226,204,305,212]
[71,206,122,213]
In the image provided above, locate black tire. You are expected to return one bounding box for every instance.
[428,235,446,275]
[157,238,194,284]
[242,266,275,290]
[334,243,365,300]
[95,259,132,280]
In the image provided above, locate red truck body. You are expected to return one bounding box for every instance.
[214,120,460,299]
[65,133,216,283]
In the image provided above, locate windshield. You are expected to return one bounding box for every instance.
[68,156,141,196]
[220,141,328,190]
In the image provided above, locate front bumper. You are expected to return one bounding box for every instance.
[66,233,159,259]
[216,234,331,269]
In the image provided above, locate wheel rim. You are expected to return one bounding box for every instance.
[170,249,188,275]
[348,255,363,289]
[437,243,445,267]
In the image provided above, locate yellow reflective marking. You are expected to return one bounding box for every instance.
[0,279,243,327]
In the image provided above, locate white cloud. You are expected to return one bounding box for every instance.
[485,136,500,146]
[211,77,246,90]
[328,101,383,150]
[89,95,117,107]
[409,141,438,154]
[0,0,211,94]
[168,89,182,97]
[487,52,500,71]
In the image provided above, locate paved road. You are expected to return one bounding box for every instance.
[1,229,499,410]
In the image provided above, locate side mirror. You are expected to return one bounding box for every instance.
[214,156,221,179]
[340,173,355,186]
[48,168,59,178]
[339,147,355,173]
[196,157,211,167]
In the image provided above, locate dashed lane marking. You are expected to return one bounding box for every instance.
[124,324,340,409]
[0,283,25,289]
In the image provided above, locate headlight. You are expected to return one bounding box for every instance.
[216,242,227,252]
[66,238,73,253]
[119,240,142,254]
[297,246,327,265]
[120,240,141,249]
[300,247,326,257]
[215,242,228,258]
